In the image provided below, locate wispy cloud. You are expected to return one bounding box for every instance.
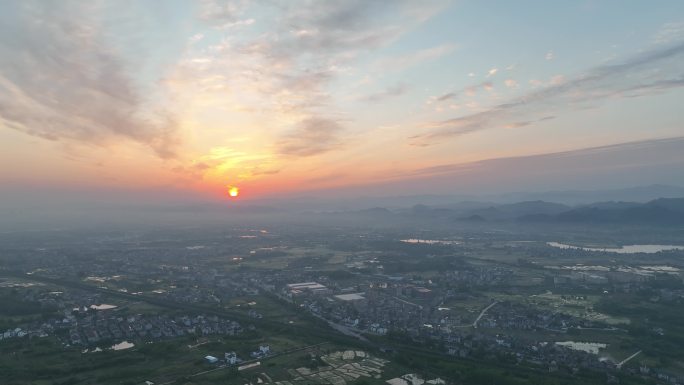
[198,0,253,29]
[413,42,684,146]
[371,43,456,73]
[176,145,277,182]
[276,117,345,157]
[653,21,684,44]
[429,81,493,103]
[360,84,409,103]
[504,79,518,88]
[0,1,179,159]
[379,137,684,194]
[171,1,445,159]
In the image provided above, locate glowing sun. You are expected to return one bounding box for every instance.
[228,186,239,197]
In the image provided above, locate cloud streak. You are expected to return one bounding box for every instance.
[430,81,493,103]
[412,42,684,146]
[408,137,684,178]
[371,43,456,73]
[276,118,345,157]
[173,0,444,158]
[0,1,180,159]
[361,84,409,103]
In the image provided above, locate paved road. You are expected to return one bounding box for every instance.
[473,301,498,328]
[315,314,371,343]
[158,342,329,385]
[616,350,642,369]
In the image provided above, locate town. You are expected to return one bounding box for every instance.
[1,221,683,385]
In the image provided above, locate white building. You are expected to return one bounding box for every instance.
[225,351,238,365]
[286,282,331,296]
[204,355,219,364]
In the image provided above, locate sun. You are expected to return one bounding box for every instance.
[228,186,239,198]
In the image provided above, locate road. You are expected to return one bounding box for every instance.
[158,342,329,385]
[275,290,372,344]
[314,314,373,344]
[473,301,498,328]
[616,350,642,369]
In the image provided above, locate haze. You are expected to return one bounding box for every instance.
[1,0,684,213]
[2,3,684,385]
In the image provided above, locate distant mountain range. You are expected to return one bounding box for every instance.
[492,184,684,205]
[463,197,684,225]
[4,184,684,229]
[530,197,684,225]
[325,197,684,226]
[462,201,572,221]
[250,184,684,211]
[237,187,684,226]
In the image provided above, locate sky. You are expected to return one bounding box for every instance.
[1,0,683,205]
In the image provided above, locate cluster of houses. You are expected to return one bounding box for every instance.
[204,344,270,365]
[1,327,31,340]
[268,275,684,384]
[250,344,271,358]
[3,232,683,385]
[0,306,243,348]
[442,332,681,385]
[68,313,243,346]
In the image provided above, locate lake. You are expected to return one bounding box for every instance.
[548,242,684,254]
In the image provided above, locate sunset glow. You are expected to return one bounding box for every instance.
[228,186,239,198]
[0,1,683,203]
[2,3,684,383]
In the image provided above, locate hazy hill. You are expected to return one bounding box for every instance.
[462,201,571,220]
[524,198,684,225]
[494,184,684,205]
[317,197,684,226]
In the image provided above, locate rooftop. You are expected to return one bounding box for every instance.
[334,293,366,301]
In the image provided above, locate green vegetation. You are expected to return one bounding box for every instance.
[0,289,58,330]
